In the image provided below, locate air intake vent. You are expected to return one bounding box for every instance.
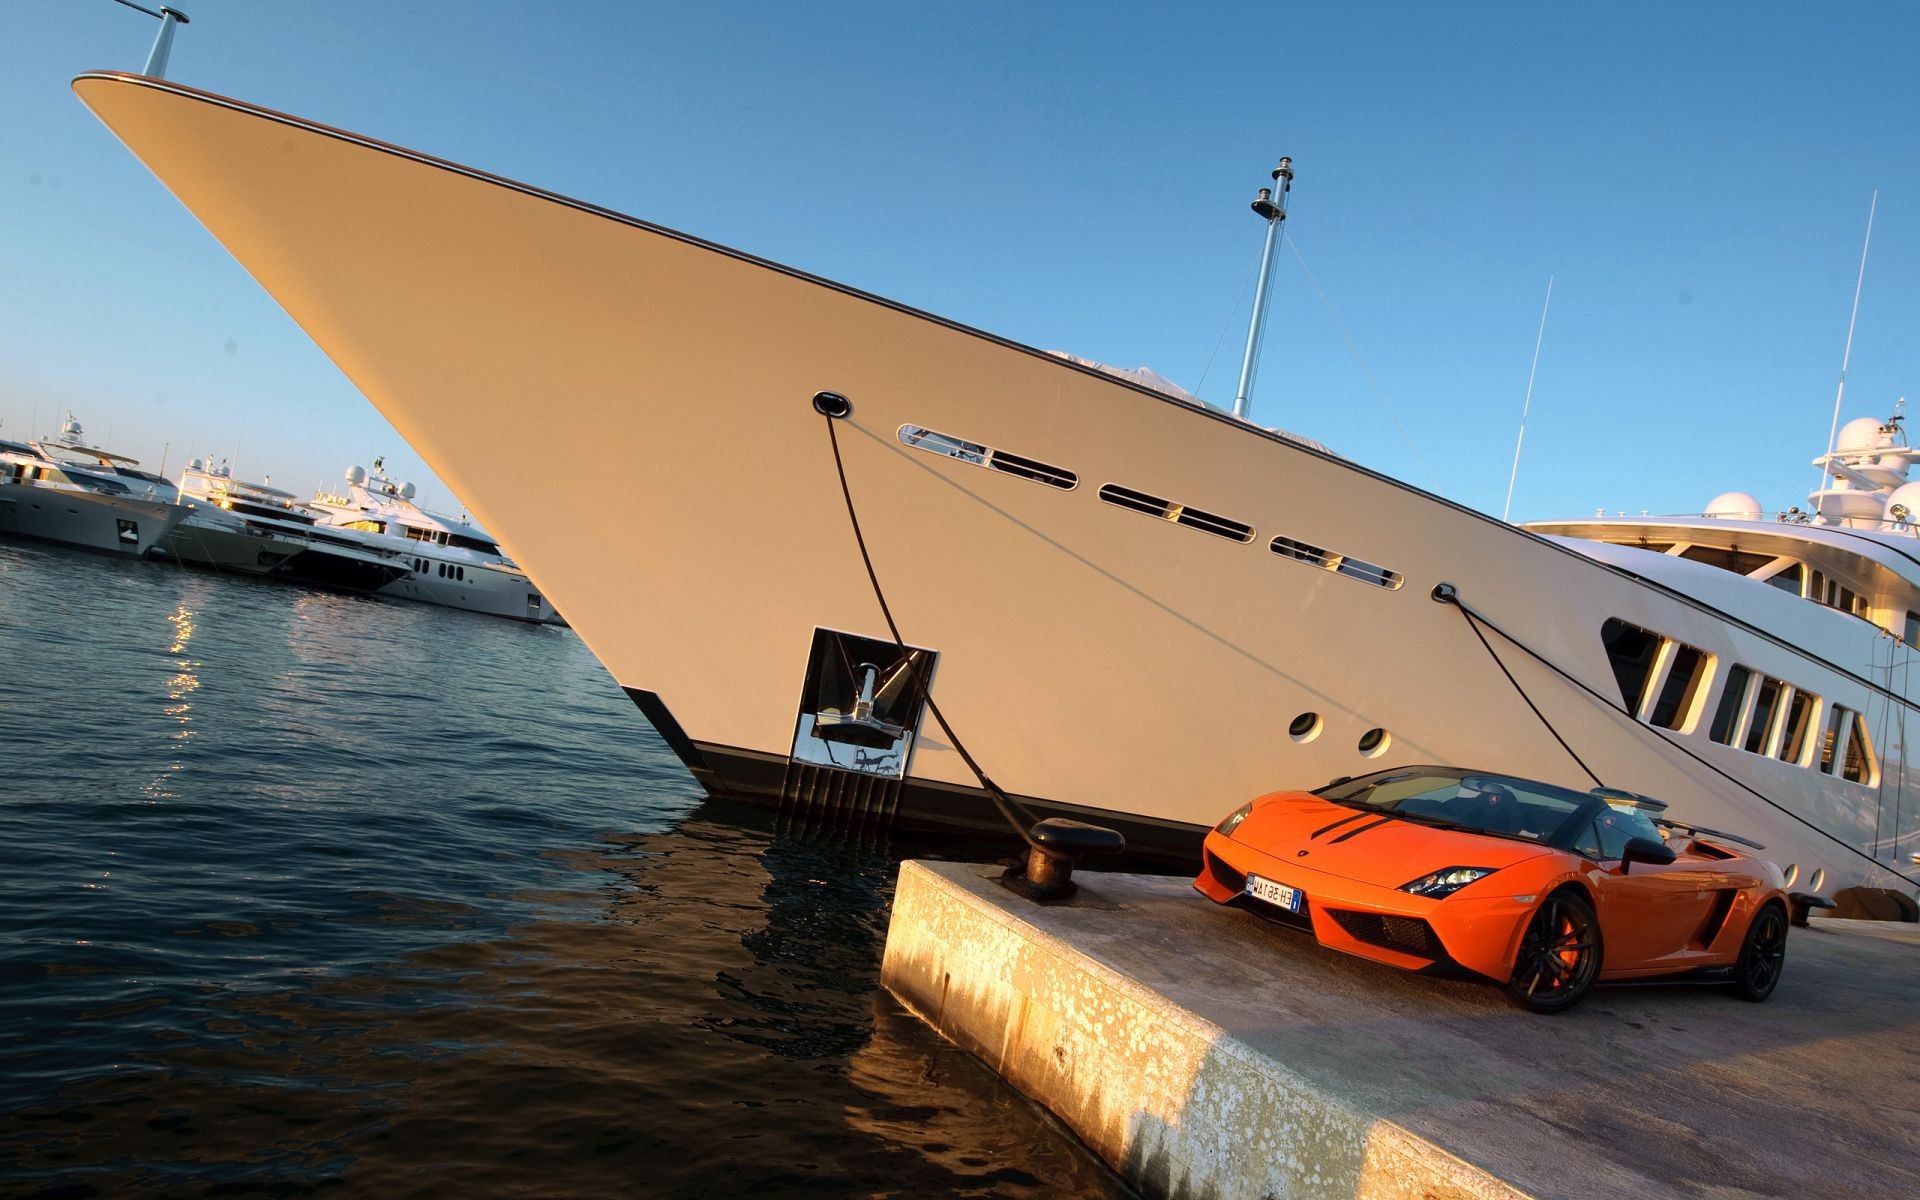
[1270,536,1330,566]
[898,425,1076,490]
[1097,484,1254,543]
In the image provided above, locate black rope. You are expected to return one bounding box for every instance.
[1458,605,1604,788]
[823,414,1044,850]
[1437,586,1919,887]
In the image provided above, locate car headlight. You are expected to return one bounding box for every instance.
[1398,866,1497,898]
[1215,802,1254,838]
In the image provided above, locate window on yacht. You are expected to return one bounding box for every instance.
[1843,713,1875,785]
[1600,619,1661,713]
[1646,643,1710,731]
[1905,611,1919,649]
[1765,562,1805,596]
[1679,546,1774,576]
[1743,677,1785,755]
[1709,665,1753,746]
[1776,689,1817,764]
[1818,705,1845,774]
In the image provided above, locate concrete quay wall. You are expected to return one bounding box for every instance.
[882,860,1525,1200]
[881,860,1919,1200]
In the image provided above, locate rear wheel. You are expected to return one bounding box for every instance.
[1729,902,1788,1002]
[1507,891,1602,1014]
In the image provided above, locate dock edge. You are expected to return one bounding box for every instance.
[880,860,1531,1200]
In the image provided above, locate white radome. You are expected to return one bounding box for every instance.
[345,464,368,485]
[1836,416,1888,455]
[1704,491,1764,520]
[1884,482,1920,524]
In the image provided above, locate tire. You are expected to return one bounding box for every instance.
[1728,902,1788,1002]
[1506,890,1603,1014]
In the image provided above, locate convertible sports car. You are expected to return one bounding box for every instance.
[1193,765,1793,1012]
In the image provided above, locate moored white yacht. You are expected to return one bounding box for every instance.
[74,72,1919,903]
[0,416,189,557]
[307,460,560,623]
[176,458,410,593]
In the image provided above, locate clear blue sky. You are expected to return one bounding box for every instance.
[4,2,1916,521]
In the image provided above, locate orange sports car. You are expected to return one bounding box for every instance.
[1194,765,1794,1012]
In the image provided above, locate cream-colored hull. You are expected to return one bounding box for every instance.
[75,74,1918,894]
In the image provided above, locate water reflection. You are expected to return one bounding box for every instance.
[1,798,1127,1199]
[0,545,1127,1199]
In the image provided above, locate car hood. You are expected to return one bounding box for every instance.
[1225,792,1556,886]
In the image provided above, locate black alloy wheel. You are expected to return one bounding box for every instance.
[1506,891,1603,1014]
[1729,902,1788,1002]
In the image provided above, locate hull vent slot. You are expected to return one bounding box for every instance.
[1097,484,1254,543]
[1269,535,1403,590]
[898,425,1076,490]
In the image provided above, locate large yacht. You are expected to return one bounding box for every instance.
[307,461,559,623]
[74,72,1919,900]
[32,419,313,576]
[0,417,189,557]
[176,458,410,593]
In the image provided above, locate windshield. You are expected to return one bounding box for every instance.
[1318,767,1595,845]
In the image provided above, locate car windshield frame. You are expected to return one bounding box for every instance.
[1315,765,1601,849]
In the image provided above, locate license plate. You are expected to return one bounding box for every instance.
[1246,873,1304,914]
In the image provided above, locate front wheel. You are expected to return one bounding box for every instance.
[1728,902,1788,1002]
[1507,891,1602,1013]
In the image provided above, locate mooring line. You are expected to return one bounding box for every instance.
[1435,584,1919,886]
[822,410,1045,850]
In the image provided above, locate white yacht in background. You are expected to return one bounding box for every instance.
[76,72,1919,903]
[176,458,410,593]
[309,460,559,623]
[0,416,189,557]
[26,419,310,576]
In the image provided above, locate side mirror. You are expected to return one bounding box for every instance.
[1620,836,1677,875]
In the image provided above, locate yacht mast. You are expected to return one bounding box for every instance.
[108,1,189,80]
[1817,190,1878,499]
[1232,157,1294,421]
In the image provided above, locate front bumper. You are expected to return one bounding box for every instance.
[1194,830,1539,982]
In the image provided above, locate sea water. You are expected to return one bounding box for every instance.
[0,541,1130,1198]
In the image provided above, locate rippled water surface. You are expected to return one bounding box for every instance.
[0,542,1131,1198]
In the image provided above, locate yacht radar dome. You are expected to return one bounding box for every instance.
[188,457,204,472]
[1884,481,1920,527]
[399,481,417,500]
[1704,492,1763,520]
[345,464,368,485]
[1836,416,1891,455]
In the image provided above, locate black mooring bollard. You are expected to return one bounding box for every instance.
[1003,818,1127,902]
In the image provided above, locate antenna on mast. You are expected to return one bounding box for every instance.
[1503,275,1555,522]
[1816,190,1878,501]
[108,2,190,79]
[1233,157,1294,421]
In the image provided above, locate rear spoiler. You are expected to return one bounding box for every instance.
[1652,817,1765,851]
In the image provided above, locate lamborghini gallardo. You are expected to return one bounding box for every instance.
[1193,766,1794,1012]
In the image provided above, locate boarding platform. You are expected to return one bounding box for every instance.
[882,861,1919,1200]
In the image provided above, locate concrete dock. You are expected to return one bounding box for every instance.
[881,861,1920,1200]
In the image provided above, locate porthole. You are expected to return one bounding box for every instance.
[1809,868,1826,892]
[1358,727,1390,758]
[1288,712,1322,744]
[1782,863,1799,887]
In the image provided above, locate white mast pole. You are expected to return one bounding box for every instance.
[1232,158,1294,421]
[1503,275,1554,523]
[1817,189,1878,500]
[109,2,190,79]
